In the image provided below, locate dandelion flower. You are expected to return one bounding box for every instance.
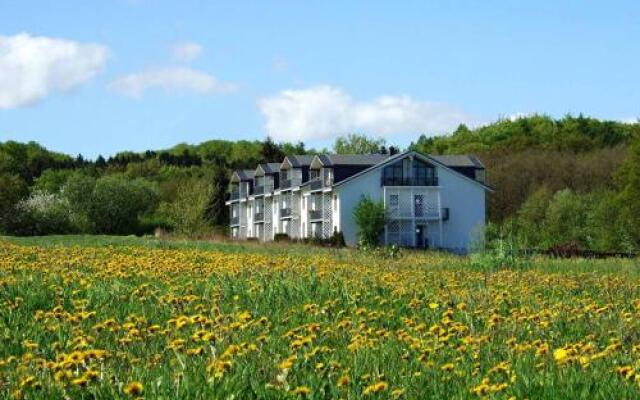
[123,381,144,396]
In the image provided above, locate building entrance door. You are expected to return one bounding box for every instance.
[416,225,426,248]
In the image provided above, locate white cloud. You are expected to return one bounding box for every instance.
[171,42,203,62]
[108,67,235,98]
[0,33,108,109]
[258,85,479,141]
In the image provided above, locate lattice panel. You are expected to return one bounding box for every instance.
[322,193,332,238]
[386,219,400,245]
[386,219,414,247]
[399,220,413,247]
[264,197,272,241]
[386,188,440,219]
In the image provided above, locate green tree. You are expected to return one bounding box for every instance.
[261,136,285,163]
[542,189,589,247]
[586,190,633,252]
[206,167,230,226]
[87,175,159,234]
[333,134,386,154]
[516,185,553,246]
[0,174,28,233]
[33,169,74,193]
[353,195,387,247]
[615,133,640,246]
[164,179,213,236]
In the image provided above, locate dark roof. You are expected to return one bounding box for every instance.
[315,154,391,166]
[257,163,281,174]
[233,169,255,181]
[431,155,485,169]
[333,150,492,191]
[284,155,315,167]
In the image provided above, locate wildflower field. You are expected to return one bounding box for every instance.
[1,237,640,399]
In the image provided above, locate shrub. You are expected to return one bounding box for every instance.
[330,231,346,248]
[353,195,387,247]
[274,233,290,242]
[13,191,75,235]
[86,175,159,234]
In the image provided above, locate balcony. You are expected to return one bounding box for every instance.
[388,207,450,220]
[309,179,323,191]
[381,177,439,187]
[229,189,241,200]
[280,178,302,190]
[280,208,292,218]
[230,216,239,226]
[254,212,264,222]
[253,185,273,196]
[308,209,322,221]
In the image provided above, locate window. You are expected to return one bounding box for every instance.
[413,159,434,185]
[414,195,424,217]
[309,169,319,180]
[383,161,404,184]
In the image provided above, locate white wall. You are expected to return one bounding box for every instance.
[336,168,384,246]
[437,165,486,252]
[335,159,486,251]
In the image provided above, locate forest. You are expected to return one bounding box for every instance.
[1,114,640,252]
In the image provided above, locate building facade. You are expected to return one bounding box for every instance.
[225,151,491,253]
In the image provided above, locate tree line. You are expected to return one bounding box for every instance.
[410,114,640,252]
[2,114,640,252]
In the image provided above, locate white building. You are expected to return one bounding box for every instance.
[226,151,491,253]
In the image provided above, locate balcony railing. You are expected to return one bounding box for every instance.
[381,177,439,187]
[254,212,264,222]
[309,179,323,191]
[280,208,292,218]
[308,209,322,220]
[253,185,274,196]
[230,216,240,226]
[388,207,450,220]
[280,178,302,190]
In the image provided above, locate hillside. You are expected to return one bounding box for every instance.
[2,115,640,251]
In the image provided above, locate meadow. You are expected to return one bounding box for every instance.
[1,236,640,399]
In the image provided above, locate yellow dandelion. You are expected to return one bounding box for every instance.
[123,381,144,396]
[363,381,388,395]
[337,375,350,387]
[292,386,311,396]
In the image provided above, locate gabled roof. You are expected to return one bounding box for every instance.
[282,154,315,168]
[332,150,493,191]
[256,162,281,175]
[314,153,391,167]
[231,169,255,182]
[432,154,485,169]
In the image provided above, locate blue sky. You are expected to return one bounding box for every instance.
[1,1,639,158]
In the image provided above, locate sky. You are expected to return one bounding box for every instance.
[1,1,639,158]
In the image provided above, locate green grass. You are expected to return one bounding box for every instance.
[2,236,640,399]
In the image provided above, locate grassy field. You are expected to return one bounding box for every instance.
[1,236,640,399]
